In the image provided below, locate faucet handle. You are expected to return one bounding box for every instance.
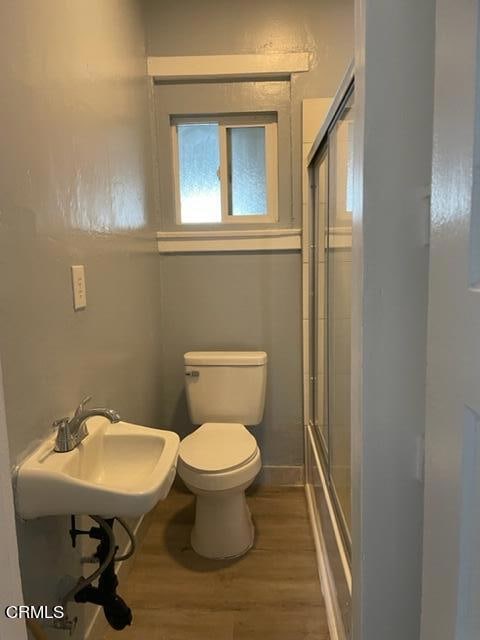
[74,395,92,417]
[52,417,71,453]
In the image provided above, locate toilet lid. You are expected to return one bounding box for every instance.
[179,423,258,473]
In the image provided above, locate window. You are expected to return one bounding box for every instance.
[171,114,278,224]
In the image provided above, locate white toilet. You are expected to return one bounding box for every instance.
[177,351,267,559]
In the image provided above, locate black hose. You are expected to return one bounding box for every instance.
[61,516,116,609]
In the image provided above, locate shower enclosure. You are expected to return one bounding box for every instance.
[304,69,354,638]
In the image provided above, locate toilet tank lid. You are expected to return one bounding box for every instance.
[184,351,267,366]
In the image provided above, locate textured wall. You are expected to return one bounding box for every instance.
[159,252,303,466]
[0,2,161,637]
[144,0,354,219]
[0,2,353,632]
[153,80,293,229]
[144,0,354,467]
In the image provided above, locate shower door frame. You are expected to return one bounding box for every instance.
[303,63,354,640]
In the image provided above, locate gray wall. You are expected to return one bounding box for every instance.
[0,2,353,633]
[154,80,293,230]
[159,251,302,465]
[144,0,354,223]
[145,0,354,468]
[0,1,161,637]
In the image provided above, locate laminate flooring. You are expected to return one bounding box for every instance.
[104,485,330,640]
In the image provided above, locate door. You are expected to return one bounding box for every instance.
[309,86,354,549]
[421,0,480,637]
[327,92,353,540]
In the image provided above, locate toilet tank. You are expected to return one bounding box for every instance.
[184,351,267,426]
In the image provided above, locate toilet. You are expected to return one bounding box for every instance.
[177,351,267,559]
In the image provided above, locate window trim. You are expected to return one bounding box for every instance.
[170,114,279,225]
[156,227,301,253]
[147,53,310,81]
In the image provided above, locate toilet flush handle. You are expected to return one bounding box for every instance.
[185,370,200,377]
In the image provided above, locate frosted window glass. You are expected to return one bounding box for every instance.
[177,124,221,223]
[228,127,267,216]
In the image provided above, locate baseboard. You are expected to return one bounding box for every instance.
[255,464,304,486]
[305,483,347,640]
[85,514,150,640]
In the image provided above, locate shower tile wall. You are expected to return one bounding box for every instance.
[302,98,332,428]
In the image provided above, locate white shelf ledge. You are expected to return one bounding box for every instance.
[147,53,310,82]
[157,228,301,254]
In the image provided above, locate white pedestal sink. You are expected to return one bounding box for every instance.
[14,417,180,519]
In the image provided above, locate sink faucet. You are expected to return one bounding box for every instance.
[53,396,121,453]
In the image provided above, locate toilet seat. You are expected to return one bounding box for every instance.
[177,423,261,493]
[178,448,261,493]
[179,423,258,473]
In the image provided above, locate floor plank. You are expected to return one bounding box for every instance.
[104,486,329,640]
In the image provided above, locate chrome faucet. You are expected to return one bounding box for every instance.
[53,396,121,453]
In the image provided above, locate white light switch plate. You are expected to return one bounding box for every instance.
[71,265,87,310]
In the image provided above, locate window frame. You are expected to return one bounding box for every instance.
[170,113,278,225]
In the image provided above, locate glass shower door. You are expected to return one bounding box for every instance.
[327,92,354,537]
[309,88,354,547]
[305,76,354,634]
[311,150,329,454]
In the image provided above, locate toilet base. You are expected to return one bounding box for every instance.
[190,488,255,559]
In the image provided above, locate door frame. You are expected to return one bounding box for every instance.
[304,65,355,640]
[0,356,27,640]
[351,0,435,638]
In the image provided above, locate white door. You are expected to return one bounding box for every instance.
[421,0,480,638]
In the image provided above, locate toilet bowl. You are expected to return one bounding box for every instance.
[178,423,262,558]
[178,351,267,559]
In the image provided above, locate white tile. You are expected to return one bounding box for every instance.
[315,374,325,427]
[303,374,310,412]
[302,203,309,263]
[302,262,309,319]
[315,261,325,319]
[302,201,309,231]
[303,318,310,368]
[314,210,325,259]
[307,375,326,433]
[303,376,310,426]
[302,234,310,264]
[333,317,351,375]
[302,142,312,205]
[316,319,325,375]
[307,318,325,376]
[330,258,352,320]
[330,372,351,430]
[305,262,325,319]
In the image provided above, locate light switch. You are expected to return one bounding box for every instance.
[71,265,87,310]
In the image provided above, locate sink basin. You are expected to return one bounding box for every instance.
[15,417,180,519]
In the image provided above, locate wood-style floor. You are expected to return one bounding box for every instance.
[104,485,330,640]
